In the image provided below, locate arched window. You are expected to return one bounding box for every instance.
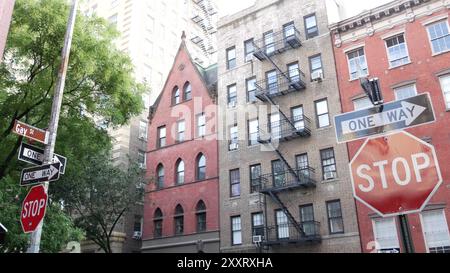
[156,164,164,189]
[176,159,185,185]
[196,200,207,232]
[153,208,163,238]
[183,82,192,101]
[172,86,180,105]
[174,204,184,235]
[196,153,206,181]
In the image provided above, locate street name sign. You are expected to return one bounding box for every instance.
[334,93,435,143]
[12,120,49,144]
[21,185,48,233]
[350,131,442,217]
[20,162,61,187]
[18,142,67,174]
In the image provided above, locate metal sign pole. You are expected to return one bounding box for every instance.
[399,214,415,253]
[26,0,78,253]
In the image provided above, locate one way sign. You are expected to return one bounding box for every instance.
[18,143,67,174]
[334,93,435,143]
[20,162,61,187]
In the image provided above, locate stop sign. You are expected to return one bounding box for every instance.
[350,131,442,217]
[21,185,48,233]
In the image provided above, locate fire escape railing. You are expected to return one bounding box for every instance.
[255,68,306,101]
[252,27,302,61]
[257,114,311,144]
[256,167,317,193]
[260,222,321,245]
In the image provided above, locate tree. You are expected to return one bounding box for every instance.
[54,154,147,253]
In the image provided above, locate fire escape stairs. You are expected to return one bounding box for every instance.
[267,190,305,237]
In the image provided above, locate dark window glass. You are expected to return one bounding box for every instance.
[230,169,240,197]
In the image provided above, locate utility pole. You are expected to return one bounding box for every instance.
[26,0,78,253]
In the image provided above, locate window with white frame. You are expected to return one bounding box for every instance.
[353,97,372,110]
[248,119,259,146]
[304,14,319,39]
[427,20,450,55]
[138,151,146,169]
[394,84,417,100]
[244,39,254,62]
[227,84,237,107]
[139,121,148,140]
[315,99,330,128]
[231,216,242,245]
[197,113,206,137]
[385,34,410,67]
[347,48,368,80]
[264,31,275,55]
[229,125,238,151]
[177,120,185,142]
[421,210,450,253]
[252,212,264,237]
[373,217,400,253]
[226,46,236,69]
[247,77,257,103]
[439,74,450,109]
[276,210,289,239]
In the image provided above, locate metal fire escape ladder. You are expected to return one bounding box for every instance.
[268,191,305,237]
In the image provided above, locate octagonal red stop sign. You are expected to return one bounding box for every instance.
[350,131,442,217]
[21,185,48,233]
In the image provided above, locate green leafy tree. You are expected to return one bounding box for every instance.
[54,154,147,253]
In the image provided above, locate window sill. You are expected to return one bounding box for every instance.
[229,196,241,201]
[316,125,333,132]
[348,76,367,82]
[321,178,340,184]
[432,49,450,57]
[388,60,412,70]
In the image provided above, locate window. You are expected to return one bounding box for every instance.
[327,200,344,234]
[157,126,166,148]
[153,208,163,238]
[139,121,148,140]
[246,77,257,103]
[264,31,275,55]
[229,125,238,151]
[276,210,289,239]
[304,14,318,39]
[196,201,207,233]
[227,84,237,107]
[321,148,337,180]
[196,153,206,181]
[156,164,164,189]
[347,48,368,80]
[244,39,254,62]
[177,120,185,142]
[272,160,285,188]
[269,113,280,139]
[176,159,184,185]
[300,204,316,236]
[394,84,417,100]
[353,97,372,110]
[266,70,278,95]
[172,86,180,105]
[248,119,259,146]
[133,215,142,233]
[291,106,304,130]
[296,153,310,178]
[309,54,323,79]
[385,34,410,67]
[230,169,240,197]
[427,20,450,54]
[174,205,184,235]
[315,99,330,128]
[252,212,264,237]
[287,62,300,82]
[372,217,400,253]
[231,216,242,245]
[283,22,296,40]
[183,82,192,101]
[226,46,236,69]
[197,113,206,137]
[439,74,450,109]
[108,13,118,26]
[421,210,450,253]
[250,164,262,193]
[138,151,146,169]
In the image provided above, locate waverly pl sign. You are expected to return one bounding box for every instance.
[334,93,435,143]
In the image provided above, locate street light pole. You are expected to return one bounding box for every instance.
[27,0,78,253]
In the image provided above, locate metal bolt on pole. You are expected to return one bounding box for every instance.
[26,0,78,253]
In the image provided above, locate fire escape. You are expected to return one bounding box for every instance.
[252,25,321,246]
[190,0,217,64]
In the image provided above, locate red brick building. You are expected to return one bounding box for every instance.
[330,0,450,253]
[141,36,219,253]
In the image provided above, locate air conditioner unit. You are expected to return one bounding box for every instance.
[228,101,237,108]
[139,163,146,169]
[252,235,262,243]
[132,231,142,239]
[229,142,238,150]
[324,172,335,180]
[311,70,323,82]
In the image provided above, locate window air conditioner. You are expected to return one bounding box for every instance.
[324,172,335,180]
[229,142,238,150]
[132,231,142,239]
[252,235,262,243]
[311,70,323,82]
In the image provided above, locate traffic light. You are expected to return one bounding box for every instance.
[360,77,383,106]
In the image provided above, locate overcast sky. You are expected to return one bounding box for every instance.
[216,0,393,18]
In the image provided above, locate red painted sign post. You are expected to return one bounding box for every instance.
[12,120,49,144]
[20,185,48,233]
[350,131,442,217]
